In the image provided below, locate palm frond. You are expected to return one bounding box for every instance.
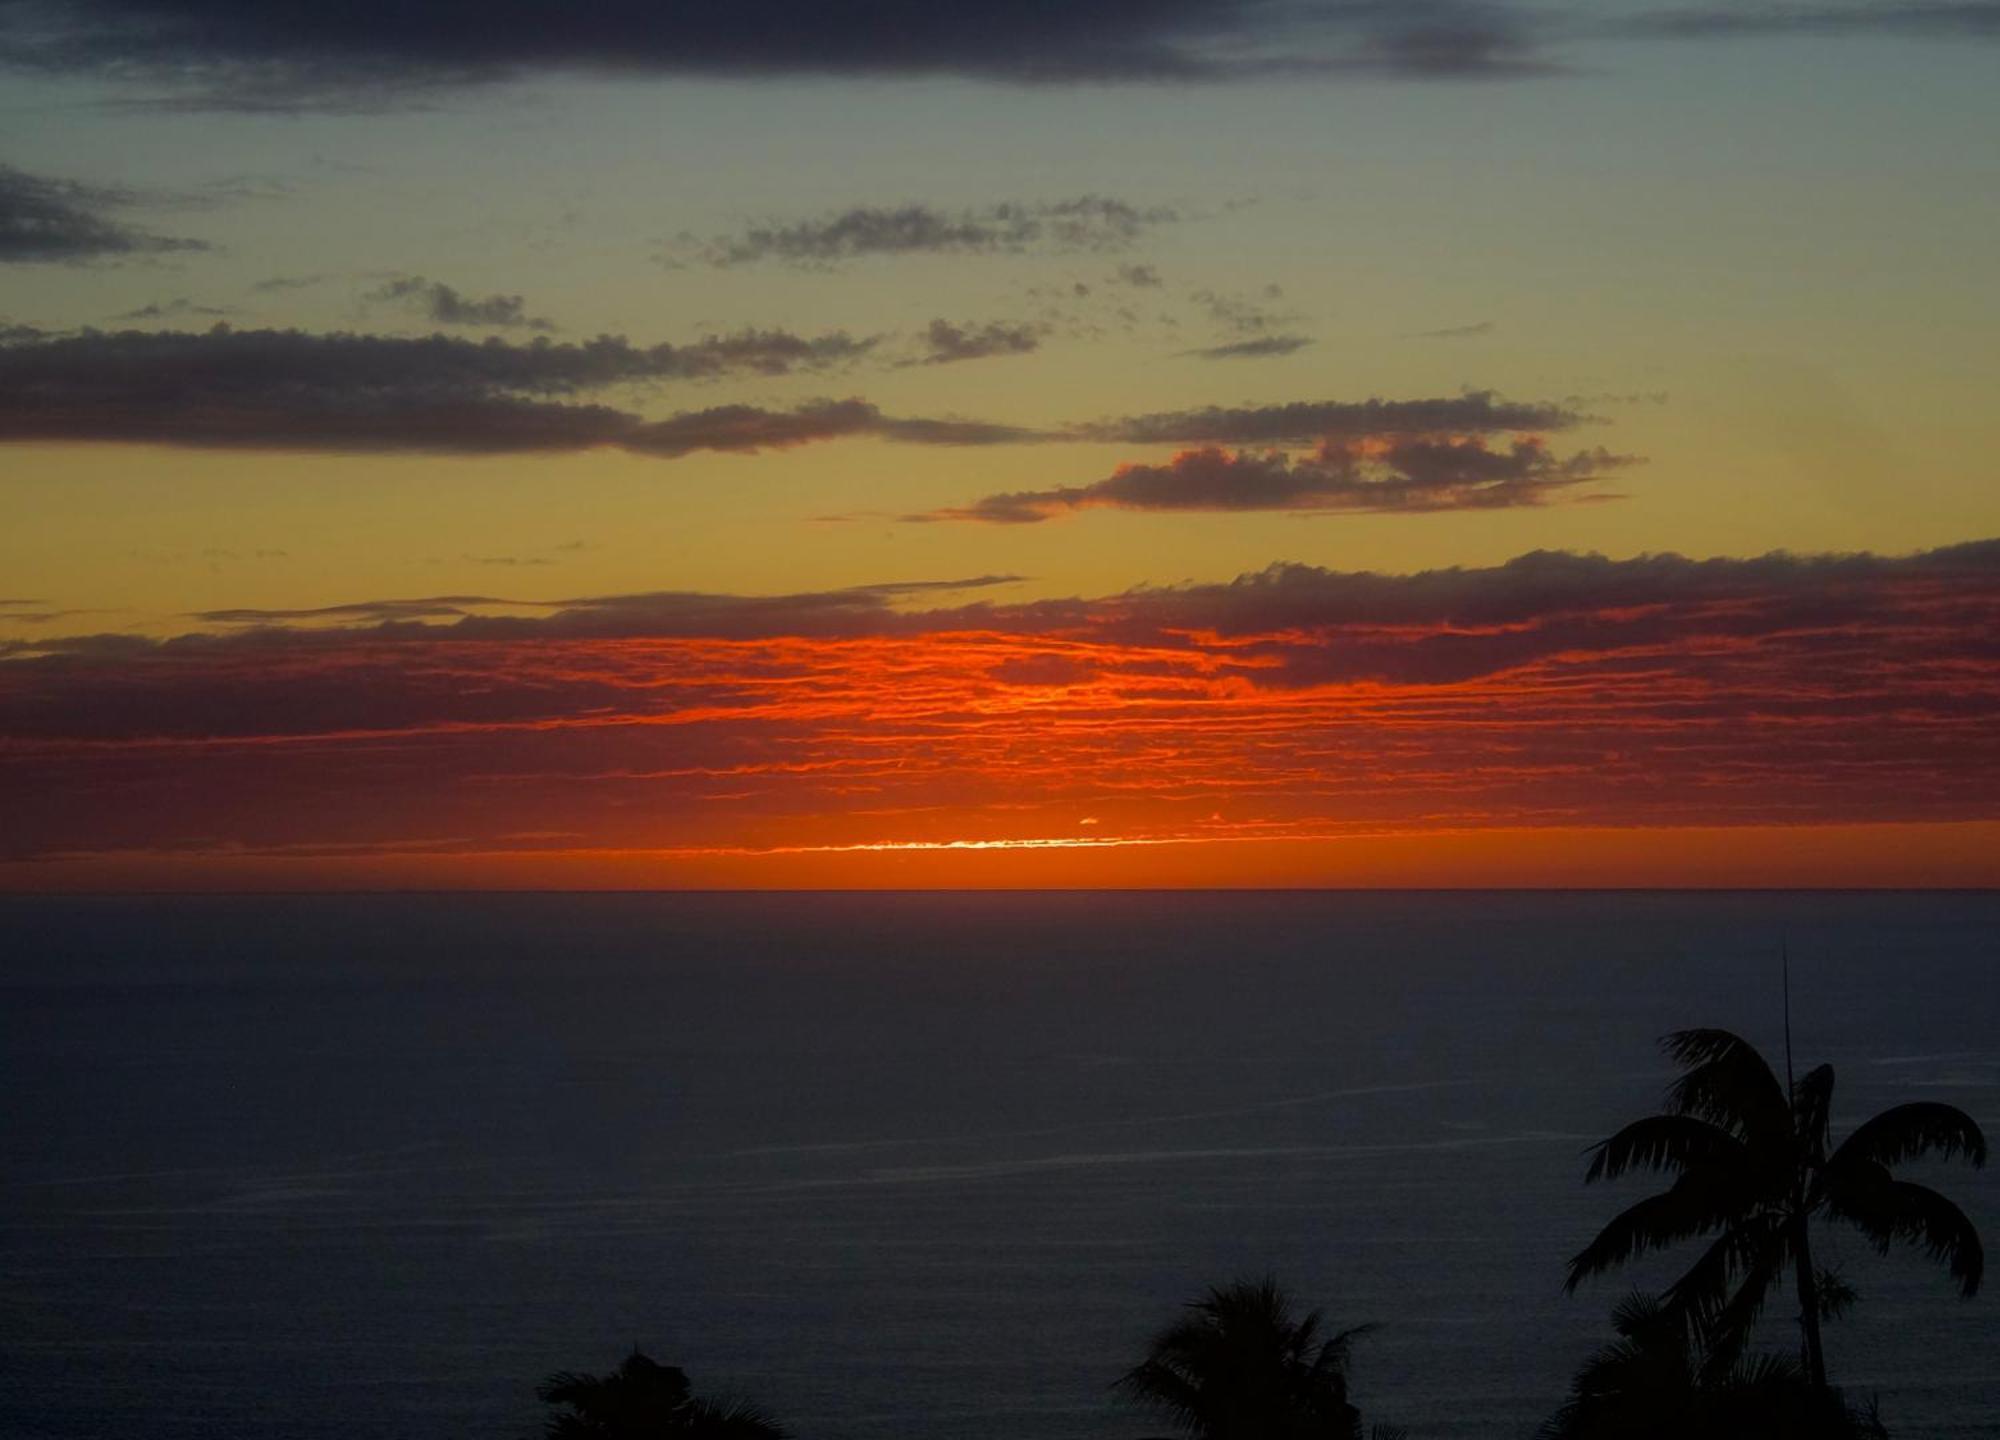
[1564,1175,1742,1292]
[1661,1030,1791,1147]
[677,1396,791,1440]
[536,1371,601,1405]
[1607,1290,1667,1338]
[1115,1357,1207,1428]
[1308,1322,1376,1376]
[1662,1210,1783,1319]
[1729,1350,1806,1390]
[1791,1062,1835,1162]
[1816,1266,1859,1321]
[1825,1165,1985,1297]
[1828,1101,1988,1171]
[1583,1113,1746,1184]
[1691,1230,1788,1381]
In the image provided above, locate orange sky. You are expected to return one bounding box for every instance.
[5,11,2000,889]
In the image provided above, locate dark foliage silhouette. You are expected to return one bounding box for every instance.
[1565,1028,1986,1388]
[1117,1277,1405,1440]
[1539,1292,1887,1439]
[537,1351,787,1440]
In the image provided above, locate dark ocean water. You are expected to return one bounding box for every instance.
[2,892,1996,1440]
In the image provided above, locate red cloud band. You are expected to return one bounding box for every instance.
[3,543,1997,872]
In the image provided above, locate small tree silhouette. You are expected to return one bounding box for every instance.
[1117,1278,1404,1440]
[537,1351,787,1440]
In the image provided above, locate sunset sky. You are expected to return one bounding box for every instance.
[3,0,1998,888]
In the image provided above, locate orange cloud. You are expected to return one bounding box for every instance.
[4,542,1997,887]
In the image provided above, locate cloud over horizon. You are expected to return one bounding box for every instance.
[5,541,1996,870]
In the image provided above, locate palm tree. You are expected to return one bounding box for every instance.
[1565,1028,1985,1391]
[1117,1277,1404,1440]
[537,1350,788,1440]
[1539,1292,1886,1439]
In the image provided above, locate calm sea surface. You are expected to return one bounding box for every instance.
[2,892,1996,1439]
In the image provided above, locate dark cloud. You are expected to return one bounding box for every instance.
[193,596,517,625]
[910,318,1043,366]
[250,274,326,292]
[0,325,898,454]
[692,197,1179,267]
[0,1,1563,106]
[370,275,555,330]
[1628,3,2000,40]
[0,334,1597,470]
[1181,335,1314,360]
[1415,320,1495,339]
[3,541,1994,725]
[625,400,1041,457]
[915,437,1635,522]
[0,164,206,263]
[1076,391,1588,445]
[1342,0,1550,75]
[111,297,234,321]
[171,575,1028,642]
[1112,263,1165,288]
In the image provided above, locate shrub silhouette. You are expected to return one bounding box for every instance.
[537,1351,787,1440]
[1117,1277,1404,1440]
[1540,1292,1887,1439]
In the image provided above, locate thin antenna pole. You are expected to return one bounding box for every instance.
[1782,937,1795,1100]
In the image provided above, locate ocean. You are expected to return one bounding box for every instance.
[2,892,1996,1439]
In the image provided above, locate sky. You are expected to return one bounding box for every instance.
[2,0,1998,889]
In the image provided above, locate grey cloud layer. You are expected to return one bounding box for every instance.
[623,401,1038,458]
[0,327,1592,464]
[0,164,206,263]
[917,437,1635,522]
[3,2,1986,108]
[1078,392,1588,445]
[0,1,1560,106]
[911,393,1619,521]
[7,541,1995,667]
[1626,3,2000,39]
[0,326,905,453]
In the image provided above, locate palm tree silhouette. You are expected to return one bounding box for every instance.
[1117,1277,1404,1440]
[1539,1291,1886,1439]
[1565,1028,1986,1390]
[537,1350,788,1440]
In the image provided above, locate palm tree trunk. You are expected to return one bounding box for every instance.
[1791,1211,1827,1391]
